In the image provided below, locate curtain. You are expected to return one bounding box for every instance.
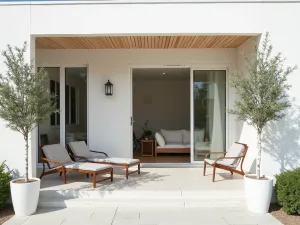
[207,71,226,159]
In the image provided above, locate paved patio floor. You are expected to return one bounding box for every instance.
[4,206,282,225]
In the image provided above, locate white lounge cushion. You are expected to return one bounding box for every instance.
[69,141,140,165]
[64,162,112,171]
[161,129,183,144]
[194,129,205,142]
[157,144,185,149]
[42,144,72,168]
[182,130,190,144]
[223,143,245,165]
[155,132,166,147]
[204,159,235,168]
[68,141,92,158]
[89,157,140,165]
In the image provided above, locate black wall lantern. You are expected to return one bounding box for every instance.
[105,80,113,96]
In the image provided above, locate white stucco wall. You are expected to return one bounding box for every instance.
[0,5,34,177]
[0,1,300,177]
[36,48,237,160]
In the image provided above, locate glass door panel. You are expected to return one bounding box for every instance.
[65,67,88,145]
[37,67,60,162]
[193,70,226,161]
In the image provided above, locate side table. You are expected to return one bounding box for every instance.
[142,139,154,157]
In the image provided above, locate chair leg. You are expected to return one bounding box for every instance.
[230,171,233,175]
[138,164,141,175]
[62,171,67,184]
[125,165,129,179]
[203,162,207,176]
[87,174,89,178]
[212,166,216,182]
[92,172,96,188]
[59,172,62,176]
[111,170,113,182]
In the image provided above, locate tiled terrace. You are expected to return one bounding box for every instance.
[38,167,245,208]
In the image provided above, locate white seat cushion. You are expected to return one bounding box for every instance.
[155,132,166,147]
[161,129,183,144]
[157,144,185,148]
[182,130,190,145]
[42,144,72,168]
[204,159,235,168]
[90,157,140,165]
[68,141,92,158]
[223,143,245,165]
[64,162,112,171]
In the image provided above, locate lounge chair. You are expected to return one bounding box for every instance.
[203,142,248,182]
[40,144,113,188]
[67,141,140,179]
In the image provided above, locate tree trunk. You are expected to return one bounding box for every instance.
[24,134,29,183]
[256,131,262,179]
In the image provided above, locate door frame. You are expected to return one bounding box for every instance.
[129,63,231,164]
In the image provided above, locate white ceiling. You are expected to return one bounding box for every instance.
[132,68,190,81]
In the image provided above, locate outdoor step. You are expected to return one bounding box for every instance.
[38,196,245,208]
[39,189,244,199]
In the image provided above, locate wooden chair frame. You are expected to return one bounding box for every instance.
[67,145,140,179]
[40,151,113,188]
[203,142,248,182]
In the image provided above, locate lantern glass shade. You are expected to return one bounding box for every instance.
[105,80,113,96]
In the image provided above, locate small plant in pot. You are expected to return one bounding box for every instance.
[228,33,297,214]
[142,120,152,140]
[0,43,57,216]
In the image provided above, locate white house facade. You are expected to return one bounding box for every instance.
[0,0,300,179]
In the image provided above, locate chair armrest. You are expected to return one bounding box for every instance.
[41,158,64,168]
[90,150,108,157]
[214,156,243,165]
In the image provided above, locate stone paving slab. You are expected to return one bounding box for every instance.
[3,207,283,225]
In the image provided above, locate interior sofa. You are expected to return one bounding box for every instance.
[155,129,193,156]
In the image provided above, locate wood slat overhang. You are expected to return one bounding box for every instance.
[36,35,253,49]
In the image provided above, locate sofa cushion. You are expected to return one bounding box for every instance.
[161,129,183,143]
[194,129,205,142]
[182,130,190,144]
[157,144,185,149]
[155,132,166,147]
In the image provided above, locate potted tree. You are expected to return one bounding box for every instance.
[0,43,57,216]
[229,33,297,214]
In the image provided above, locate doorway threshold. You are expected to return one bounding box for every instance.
[140,163,204,168]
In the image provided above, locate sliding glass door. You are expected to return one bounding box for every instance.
[192,70,226,162]
[65,67,88,145]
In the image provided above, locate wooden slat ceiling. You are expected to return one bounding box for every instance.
[36,36,253,49]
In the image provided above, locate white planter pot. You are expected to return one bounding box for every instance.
[244,175,273,214]
[10,178,40,216]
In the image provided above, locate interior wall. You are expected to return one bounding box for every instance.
[133,78,190,138]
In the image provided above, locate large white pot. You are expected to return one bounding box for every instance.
[244,175,273,214]
[10,178,40,216]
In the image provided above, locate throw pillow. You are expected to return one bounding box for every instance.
[155,132,166,147]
